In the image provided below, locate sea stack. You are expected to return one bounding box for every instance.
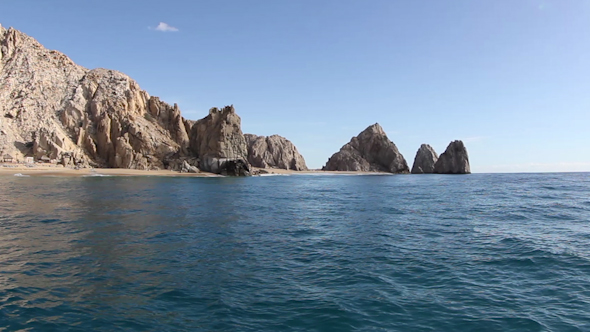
[189,106,251,176]
[411,144,438,174]
[244,134,308,171]
[323,123,409,173]
[433,140,471,174]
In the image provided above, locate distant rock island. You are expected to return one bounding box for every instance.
[324,125,470,174]
[323,124,409,173]
[0,23,471,176]
[411,141,470,174]
[433,140,471,174]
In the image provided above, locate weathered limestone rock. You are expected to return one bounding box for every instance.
[433,140,471,174]
[60,68,187,169]
[0,24,191,168]
[323,123,409,173]
[0,25,88,162]
[189,106,250,175]
[411,144,438,174]
[244,134,308,171]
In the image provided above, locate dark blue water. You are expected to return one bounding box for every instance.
[0,173,589,331]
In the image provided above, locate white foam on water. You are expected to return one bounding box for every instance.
[82,173,112,177]
[13,173,30,177]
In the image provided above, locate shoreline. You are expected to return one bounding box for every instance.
[0,165,219,177]
[0,164,395,178]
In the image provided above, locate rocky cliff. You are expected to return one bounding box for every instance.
[433,140,471,174]
[244,134,308,171]
[0,24,191,169]
[0,24,261,174]
[411,144,438,174]
[323,123,409,173]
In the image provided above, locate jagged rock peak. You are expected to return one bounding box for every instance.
[0,24,191,169]
[189,105,250,176]
[244,134,308,171]
[433,140,471,174]
[411,144,438,174]
[323,123,409,173]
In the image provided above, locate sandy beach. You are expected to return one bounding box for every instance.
[0,164,394,177]
[0,164,220,177]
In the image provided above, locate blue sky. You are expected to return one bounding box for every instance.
[1,0,589,172]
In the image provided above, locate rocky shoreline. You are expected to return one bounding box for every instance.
[0,24,470,176]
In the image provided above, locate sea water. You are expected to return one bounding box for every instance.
[0,173,589,331]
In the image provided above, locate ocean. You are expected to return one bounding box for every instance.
[0,173,589,331]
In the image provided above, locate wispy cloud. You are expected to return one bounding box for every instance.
[152,22,179,32]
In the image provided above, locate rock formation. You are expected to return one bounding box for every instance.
[433,140,471,174]
[0,23,258,175]
[411,144,438,174]
[244,134,308,171]
[0,24,190,170]
[323,123,409,173]
[189,106,250,176]
[0,23,473,176]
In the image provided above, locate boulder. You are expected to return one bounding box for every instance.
[323,123,409,173]
[411,144,438,174]
[244,134,307,171]
[180,160,191,173]
[433,140,471,174]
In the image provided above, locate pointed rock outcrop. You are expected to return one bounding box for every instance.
[411,144,438,174]
[189,106,250,176]
[323,123,409,173]
[433,140,471,174]
[244,134,308,171]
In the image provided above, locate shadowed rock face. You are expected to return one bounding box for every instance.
[189,106,250,175]
[433,140,471,174]
[411,144,439,174]
[244,134,308,171]
[323,123,409,173]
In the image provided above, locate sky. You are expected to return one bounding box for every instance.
[1,0,589,172]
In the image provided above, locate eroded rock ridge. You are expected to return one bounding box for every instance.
[0,24,198,170]
[0,24,310,175]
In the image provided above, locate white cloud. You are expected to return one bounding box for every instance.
[153,22,179,32]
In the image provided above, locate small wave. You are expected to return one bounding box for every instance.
[13,173,30,177]
[541,185,557,190]
[482,256,537,267]
[82,174,111,177]
[259,173,290,177]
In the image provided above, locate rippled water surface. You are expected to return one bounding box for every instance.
[1,173,590,331]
